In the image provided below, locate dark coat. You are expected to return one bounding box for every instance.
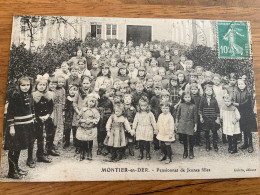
[4,91,35,150]
[176,102,197,135]
[235,89,257,132]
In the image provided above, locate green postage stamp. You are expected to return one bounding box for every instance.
[217,21,251,58]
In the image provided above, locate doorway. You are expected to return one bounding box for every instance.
[126,25,152,46]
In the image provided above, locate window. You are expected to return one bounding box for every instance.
[91,24,102,38]
[106,24,117,39]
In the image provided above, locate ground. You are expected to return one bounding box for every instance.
[0,132,259,181]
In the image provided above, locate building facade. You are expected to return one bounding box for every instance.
[11,16,217,50]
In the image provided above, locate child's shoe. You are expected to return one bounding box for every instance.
[183,150,188,159]
[248,145,254,153]
[146,153,151,160]
[189,151,194,159]
[129,146,134,156]
[158,154,166,161]
[164,157,171,164]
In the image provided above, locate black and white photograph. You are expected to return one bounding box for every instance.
[1,16,259,181]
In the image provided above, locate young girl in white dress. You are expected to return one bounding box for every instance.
[220,94,241,154]
[132,96,157,160]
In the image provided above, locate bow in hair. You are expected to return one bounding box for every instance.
[36,73,49,81]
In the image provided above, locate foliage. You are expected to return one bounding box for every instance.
[184,45,255,94]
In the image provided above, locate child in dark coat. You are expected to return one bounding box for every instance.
[63,85,78,148]
[97,88,114,155]
[33,76,54,163]
[176,92,197,159]
[123,94,136,156]
[235,79,257,153]
[199,85,220,152]
[4,77,35,179]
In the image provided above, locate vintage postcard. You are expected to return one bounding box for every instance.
[1,16,259,181]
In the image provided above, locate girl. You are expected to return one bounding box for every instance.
[199,85,220,152]
[53,75,66,148]
[212,73,226,143]
[220,94,241,154]
[137,66,146,83]
[195,66,204,85]
[90,60,100,81]
[97,88,114,155]
[146,58,159,76]
[190,83,202,146]
[78,59,91,79]
[235,79,257,153]
[129,78,138,94]
[67,47,87,67]
[54,62,70,80]
[226,73,239,101]
[157,101,175,164]
[144,75,155,101]
[63,85,78,148]
[104,104,134,161]
[109,58,118,79]
[76,94,100,160]
[133,96,157,160]
[5,77,34,179]
[119,82,130,95]
[73,75,95,153]
[179,55,187,70]
[113,79,122,92]
[168,75,181,112]
[128,61,138,80]
[94,63,113,92]
[123,94,137,156]
[176,70,188,95]
[117,63,130,82]
[176,92,197,159]
[132,81,148,109]
[66,64,80,92]
[158,67,169,89]
[33,76,54,163]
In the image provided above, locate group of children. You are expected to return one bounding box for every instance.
[4,41,257,179]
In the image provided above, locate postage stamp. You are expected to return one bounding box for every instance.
[217,21,251,58]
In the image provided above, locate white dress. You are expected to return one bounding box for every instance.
[156,113,175,142]
[220,105,241,136]
[133,112,157,141]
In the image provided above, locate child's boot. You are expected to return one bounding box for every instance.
[7,152,22,179]
[248,133,254,153]
[231,135,238,154]
[138,142,143,160]
[159,144,166,161]
[80,150,85,161]
[227,136,232,153]
[165,145,172,164]
[97,143,102,155]
[110,148,116,161]
[239,132,249,149]
[129,144,134,156]
[222,133,227,144]
[145,142,151,160]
